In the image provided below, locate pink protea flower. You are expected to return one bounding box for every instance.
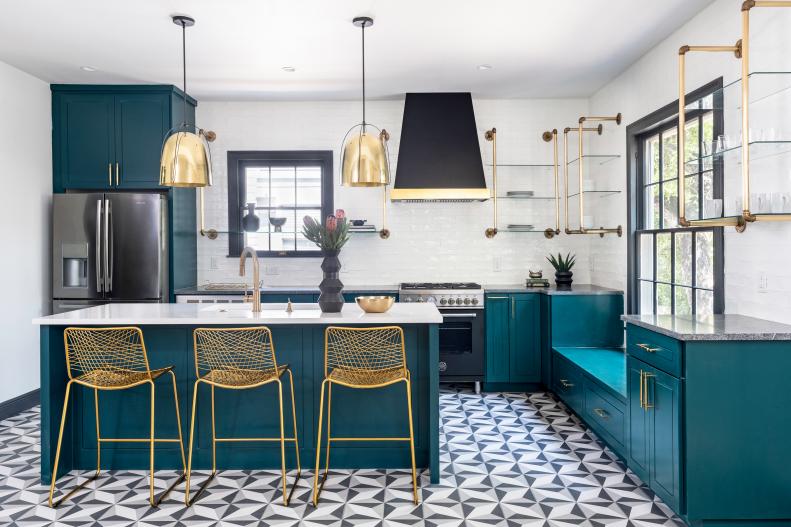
[326,215,337,232]
[335,209,346,219]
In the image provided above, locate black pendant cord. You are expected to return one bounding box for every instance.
[181,20,188,129]
[361,21,366,128]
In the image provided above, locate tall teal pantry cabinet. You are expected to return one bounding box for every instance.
[51,85,198,295]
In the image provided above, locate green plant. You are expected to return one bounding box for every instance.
[546,252,576,272]
[302,209,350,251]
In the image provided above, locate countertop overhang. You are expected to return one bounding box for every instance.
[622,313,791,341]
[34,302,443,326]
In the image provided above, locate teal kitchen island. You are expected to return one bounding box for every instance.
[34,302,442,485]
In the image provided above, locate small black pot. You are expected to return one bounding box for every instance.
[318,250,344,313]
[555,271,573,289]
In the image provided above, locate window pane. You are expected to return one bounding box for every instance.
[702,112,714,171]
[640,234,654,280]
[645,135,660,183]
[674,232,692,286]
[663,179,678,227]
[270,167,297,208]
[696,289,714,315]
[684,119,700,171]
[296,166,322,207]
[657,232,672,283]
[675,286,693,315]
[644,183,660,229]
[684,175,699,221]
[662,128,678,181]
[297,209,322,251]
[640,280,654,314]
[246,166,271,207]
[702,171,715,218]
[657,283,672,315]
[695,231,714,289]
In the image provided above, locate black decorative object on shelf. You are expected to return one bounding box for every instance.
[547,252,576,290]
[269,216,287,232]
[554,271,573,289]
[318,249,344,313]
[241,203,260,232]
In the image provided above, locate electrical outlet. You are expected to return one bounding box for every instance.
[210,256,219,270]
[758,272,768,293]
[265,265,279,276]
[493,256,502,272]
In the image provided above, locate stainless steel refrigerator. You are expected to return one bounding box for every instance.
[52,193,169,314]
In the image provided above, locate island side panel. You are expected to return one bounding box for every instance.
[684,340,791,522]
[428,323,440,484]
[40,325,72,484]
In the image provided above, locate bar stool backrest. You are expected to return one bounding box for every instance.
[193,327,277,376]
[63,327,151,379]
[324,326,406,376]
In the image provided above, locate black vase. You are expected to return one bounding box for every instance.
[555,271,573,289]
[241,203,260,232]
[318,250,344,313]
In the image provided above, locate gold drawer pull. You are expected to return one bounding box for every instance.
[637,343,661,353]
[559,379,574,389]
[643,372,655,410]
[639,370,644,409]
[593,408,609,419]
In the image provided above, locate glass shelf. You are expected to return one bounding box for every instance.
[684,71,791,113]
[496,194,556,200]
[566,190,622,198]
[499,228,555,234]
[566,154,621,167]
[684,140,791,168]
[487,163,554,168]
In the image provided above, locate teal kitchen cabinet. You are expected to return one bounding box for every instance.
[52,85,196,192]
[627,356,681,512]
[485,294,541,385]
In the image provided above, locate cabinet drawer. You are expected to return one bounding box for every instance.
[627,325,681,377]
[553,353,583,412]
[584,382,625,448]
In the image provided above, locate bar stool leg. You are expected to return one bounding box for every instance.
[169,371,187,472]
[405,378,419,505]
[149,380,156,506]
[285,369,302,505]
[277,379,288,505]
[185,380,216,506]
[312,379,329,506]
[94,388,101,477]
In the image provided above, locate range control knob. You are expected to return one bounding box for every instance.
[417,297,425,303]
[464,298,471,305]
[446,298,455,305]
[472,298,479,305]
[440,298,447,305]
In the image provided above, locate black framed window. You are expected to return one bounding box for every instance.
[627,78,725,315]
[227,151,333,257]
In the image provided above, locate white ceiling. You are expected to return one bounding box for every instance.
[0,0,714,101]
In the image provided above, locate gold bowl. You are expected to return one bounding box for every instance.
[355,296,395,313]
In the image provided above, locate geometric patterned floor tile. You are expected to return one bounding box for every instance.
[0,388,686,526]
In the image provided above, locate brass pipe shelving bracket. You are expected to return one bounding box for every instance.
[485,128,498,238]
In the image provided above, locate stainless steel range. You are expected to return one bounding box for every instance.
[399,283,484,392]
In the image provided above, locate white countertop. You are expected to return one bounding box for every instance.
[33,302,443,326]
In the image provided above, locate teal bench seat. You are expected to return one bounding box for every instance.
[553,347,626,400]
[551,346,627,458]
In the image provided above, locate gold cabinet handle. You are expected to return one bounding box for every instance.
[559,379,574,389]
[108,163,112,186]
[639,370,645,409]
[593,408,609,420]
[643,372,655,410]
[115,162,119,186]
[637,343,661,353]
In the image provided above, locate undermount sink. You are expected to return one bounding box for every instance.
[199,303,322,316]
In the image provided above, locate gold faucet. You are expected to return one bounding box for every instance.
[239,246,261,313]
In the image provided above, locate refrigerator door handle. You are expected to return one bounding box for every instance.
[108,199,114,292]
[104,198,111,293]
[95,199,103,293]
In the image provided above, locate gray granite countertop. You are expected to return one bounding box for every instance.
[175,284,399,296]
[622,314,791,341]
[484,284,623,295]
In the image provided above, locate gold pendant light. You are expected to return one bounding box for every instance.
[341,16,390,188]
[160,15,214,189]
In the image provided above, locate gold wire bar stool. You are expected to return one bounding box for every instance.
[312,326,418,506]
[186,327,301,506]
[49,327,186,508]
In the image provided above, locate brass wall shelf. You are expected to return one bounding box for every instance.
[483,128,561,239]
[562,117,624,237]
[677,0,791,232]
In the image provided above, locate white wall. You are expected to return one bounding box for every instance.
[196,97,594,286]
[588,0,791,322]
[0,61,51,402]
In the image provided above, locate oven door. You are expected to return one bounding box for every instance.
[438,309,484,380]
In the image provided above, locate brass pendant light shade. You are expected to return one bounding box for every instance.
[160,129,213,187]
[160,15,214,189]
[341,127,390,186]
[341,16,390,188]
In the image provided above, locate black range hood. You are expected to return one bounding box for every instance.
[390,93,490,202]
